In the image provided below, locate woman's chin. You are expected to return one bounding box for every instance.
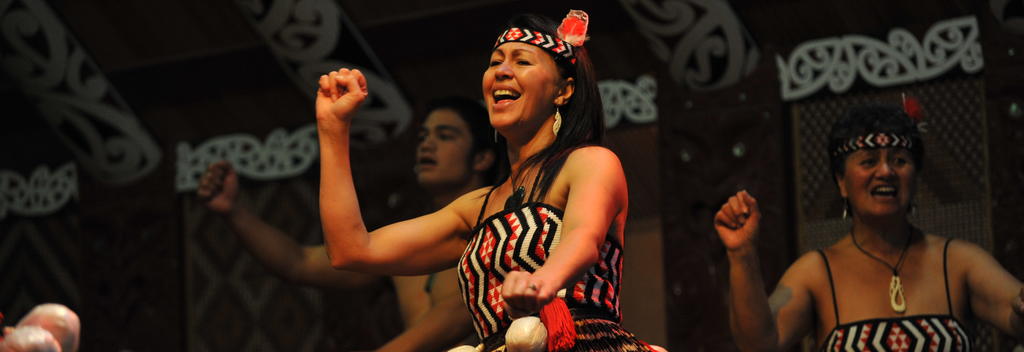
[859,208,908,220]
[490,120,520,136]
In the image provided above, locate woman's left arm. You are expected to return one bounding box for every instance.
[958,240,1024,338]
[502,147,627,315]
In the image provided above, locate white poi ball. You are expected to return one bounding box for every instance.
[0,326,61,352]
[505,316,547,352]
[17,304,80,352]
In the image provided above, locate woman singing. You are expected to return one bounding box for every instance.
[314,10,653,351]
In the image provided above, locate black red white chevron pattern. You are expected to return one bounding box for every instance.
[832,132,915,157]
[822,315,970,352]
[457,203,623,338]
[494,27,575,63]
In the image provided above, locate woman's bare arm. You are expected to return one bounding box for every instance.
[198,161,381,289]
[957,240,1024,338]
[314,68,477,275]
[716,191,816,351]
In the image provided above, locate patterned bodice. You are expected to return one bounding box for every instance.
[456,202,623,338]
[816,238,972,352]
[821,315,970,352]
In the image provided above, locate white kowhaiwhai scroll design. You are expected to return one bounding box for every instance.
[619,0,760,91]
[174,76,658,191]
[235,0,412,147]
[175,124,318,192]
[0,0,162,184]
[777,16,984,101]
[0,163,78,220]
[601,74,658,129]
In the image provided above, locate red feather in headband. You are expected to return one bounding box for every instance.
[557,10,589,47]
[902,95,924,124]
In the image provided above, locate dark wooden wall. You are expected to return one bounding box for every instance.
[981,2,1024,348]
[1,0,1021,351]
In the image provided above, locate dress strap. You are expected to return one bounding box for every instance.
[817,249,840,325]
[943,237,955,316]
[475,186,497,228]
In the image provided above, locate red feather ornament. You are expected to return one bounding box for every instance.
[902,94,924,123]
[556,10,589,47]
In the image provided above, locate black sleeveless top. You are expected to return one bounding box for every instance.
[817,238,971,351]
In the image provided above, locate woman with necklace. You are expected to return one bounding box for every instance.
[313,10,653,351]
[716,105,1024,351]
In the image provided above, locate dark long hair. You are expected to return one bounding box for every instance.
[496,14,605,201]
[425,96,503,185]
[827,104,925,182]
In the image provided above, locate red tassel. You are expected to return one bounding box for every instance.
[539,297,575,352]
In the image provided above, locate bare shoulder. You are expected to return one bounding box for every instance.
[786,249,829,281]
[444,186,497,229]
[566,146,622,165]
[936,235,985,253]
[564,146,624,177]
[936,235,996,268]
[772,249,831,295]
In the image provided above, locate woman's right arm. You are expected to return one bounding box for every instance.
[315,68,474,275]
[716,191,815,351]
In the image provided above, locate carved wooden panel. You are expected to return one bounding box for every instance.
[182,176,404,351]
[0,212,81,325]
[978,1,1024,350]
[659,51,794,350]
[75,171,185,351]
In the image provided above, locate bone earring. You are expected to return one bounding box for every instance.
[553,108,562,135]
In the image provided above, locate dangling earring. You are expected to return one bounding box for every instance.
[494,130,498,143]
[552,108,563,135]
[842,199,850,220]
[909,202,916,215]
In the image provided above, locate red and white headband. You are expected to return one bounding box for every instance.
[831,132,915,157]
[493,10,589,64]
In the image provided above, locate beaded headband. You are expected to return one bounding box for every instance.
[494,27,575,63]
[831,132,914,157]
[493,10,589,65]
[832,95,925,158]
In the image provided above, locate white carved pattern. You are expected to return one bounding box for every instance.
[0,163,78,220]
[619,0,759,91]
[236,0,412,147]
[601,74,658,128]
[175,76,658,191]
[777,16,984,101]
[175,124,318,192]
[0,0,162,184]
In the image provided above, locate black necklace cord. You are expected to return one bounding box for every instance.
[851,226,915,276]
